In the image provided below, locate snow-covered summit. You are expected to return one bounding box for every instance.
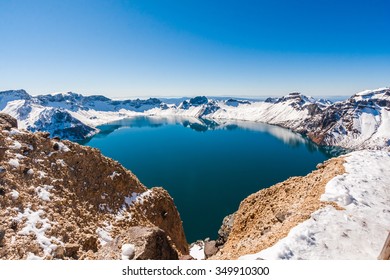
[0,90,165,140]
[350,87,390,103]
[0,89,31,110]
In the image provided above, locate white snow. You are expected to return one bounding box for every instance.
[56,159,67,167]
[8,158,19,168]
[123,190,152,207]
[109,171,120,180]
[14,153,25,159]
[69,109,140,127]
[189,242,205,260]
[9,140,22,150]
[2,88,390,150]
[36,185,54,201]
[26,252,44,260]
[15,207,62,256]
[10,190,19,200]
[37,171,47,178]
[354,87,389,98]
[9,128,22,136]
[96,226,113,246]
[134,190,152,205]
[56,142,70,152]
[240,150,390,260]
[121,243,135,260]
[124,192,139,207]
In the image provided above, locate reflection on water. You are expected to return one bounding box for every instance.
[83,116,346,156]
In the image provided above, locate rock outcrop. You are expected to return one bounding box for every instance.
[212,157,346,259]
[0,114,188,259]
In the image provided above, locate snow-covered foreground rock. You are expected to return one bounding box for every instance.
[1,88,390,150]
[212,150,390,260]
[0,113,188,259]
[240,150,390,260]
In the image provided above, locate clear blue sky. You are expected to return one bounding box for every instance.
[1,0,389,98]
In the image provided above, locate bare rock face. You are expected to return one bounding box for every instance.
[123,226,179,260]
[0,226,5,244]
[213,157,345,260]
[204,240,218,258]
[130,187,188,255]
[0,114,188,259]
[0,113,17,130]
[97,226,179,260]
[216,213,235,247]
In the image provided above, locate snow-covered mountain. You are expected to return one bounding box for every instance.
[1,88,389,150]
[303,88,390,150]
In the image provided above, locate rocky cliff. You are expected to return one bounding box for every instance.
[212,157,345,259]
[212,150,390,260]
[0,113,188,259]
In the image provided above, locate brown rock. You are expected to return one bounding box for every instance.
[213,157,346,260]
[53,246,65,259]
[0,148,7,161]
[122,226,179,260]
[275,212,289,223]
[53,143,60,151]
[131,187,189,255]
[81,234,98,252]
[97,226,179,260]
[216,213,235,247]
[204,240,218,258]
[0,113,17,130]
[0,113,187,260]
[0,227,5,244]
[179,255,195,260]
[64,243,80,259]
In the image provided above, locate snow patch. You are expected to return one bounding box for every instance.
[37,171,47,178]
[190,242,205,260]
[10,190,19,200]
[8,158,19,168]
[26,252,44,260]
[96,226,113,246]
[121,243,135,260]
[9,128,22,136]
[9,140,22,150]
[56,159,67,167]
[56,142,70,152]
[109,171,120,180]
[15,207,62,257]
[36,185,54,201]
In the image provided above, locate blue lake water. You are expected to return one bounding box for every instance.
[81,116,336,242]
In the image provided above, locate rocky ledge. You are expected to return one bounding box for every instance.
[211,149,390,260]
[0,113,188,259]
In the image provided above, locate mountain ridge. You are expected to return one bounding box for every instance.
[1,88,389,150]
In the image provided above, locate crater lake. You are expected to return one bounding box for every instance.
[80,116,338,242]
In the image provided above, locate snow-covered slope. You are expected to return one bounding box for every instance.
[239,150,390,260]
[1,99,97,141]
[1,88,390,150]
[304,88,390,150]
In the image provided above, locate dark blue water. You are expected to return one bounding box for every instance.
[81,116,334,242]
